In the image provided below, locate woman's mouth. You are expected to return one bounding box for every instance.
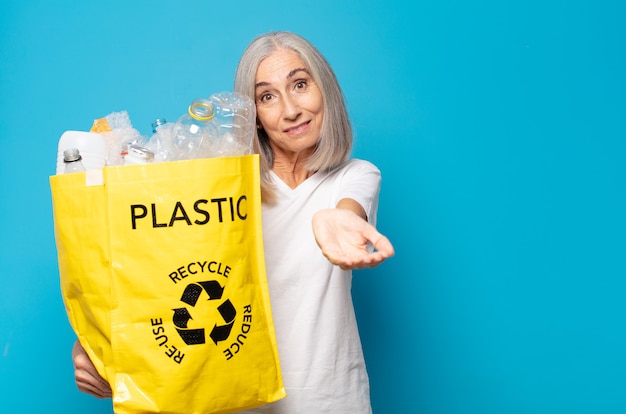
[284,120,311,135]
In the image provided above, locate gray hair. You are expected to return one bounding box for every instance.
[234,31,352,202]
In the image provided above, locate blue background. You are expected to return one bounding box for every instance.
[1,0,624,412]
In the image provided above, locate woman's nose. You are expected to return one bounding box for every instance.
[282,94,301,120]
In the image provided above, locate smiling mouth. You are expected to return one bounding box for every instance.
[284,120,311,135]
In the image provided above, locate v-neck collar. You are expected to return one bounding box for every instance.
[270,169,321,196]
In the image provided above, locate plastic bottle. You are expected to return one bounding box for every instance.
[151,118,168,134]
[56,131,107,174]
[171,99,220,160]
[124,144,155,165]
[209,92,256,157]
[144,118,175,162]
[63,148,86,173]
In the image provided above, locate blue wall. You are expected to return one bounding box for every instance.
[1,1,624,412]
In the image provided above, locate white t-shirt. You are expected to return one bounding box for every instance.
[239,159,381,414]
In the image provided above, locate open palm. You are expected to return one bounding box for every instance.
[312,208,394,270]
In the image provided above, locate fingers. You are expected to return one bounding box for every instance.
[326,245,392,270]
[370,233,395,258]
[362,224,395,259]
[72,340,112,399]
[322,230,394,270]
[353,250,391,269]
[75,369,112,399]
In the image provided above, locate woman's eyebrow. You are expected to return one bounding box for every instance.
[255,67,310,89]
[287,67,309,78]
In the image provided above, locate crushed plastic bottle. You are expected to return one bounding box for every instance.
[144,118,176,162]
[209,91,256,157]
[171,99,220,160]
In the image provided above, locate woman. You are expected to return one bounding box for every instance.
[73,31,394,413]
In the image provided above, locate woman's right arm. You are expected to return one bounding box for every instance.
[72,340,112,399]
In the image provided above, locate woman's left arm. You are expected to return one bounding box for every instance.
[312,198,394,270]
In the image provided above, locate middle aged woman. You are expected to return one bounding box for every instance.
[233,31,395,413]
[71,30,394,414]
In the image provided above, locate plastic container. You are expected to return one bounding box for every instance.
[171,99,220,160]
[56,131,107,174]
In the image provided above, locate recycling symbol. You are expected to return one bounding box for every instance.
[172,280,236,346]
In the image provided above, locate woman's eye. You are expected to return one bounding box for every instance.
[259,94,273,103]
[294,80,308,90]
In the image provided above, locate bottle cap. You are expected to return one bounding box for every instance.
[188,99,215,121]
[63,148,82,163]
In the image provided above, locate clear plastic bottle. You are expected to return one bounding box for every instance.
[171,99,220,160]
[209,92,256,157]
[144,118,175,162]
[63,148,86,174]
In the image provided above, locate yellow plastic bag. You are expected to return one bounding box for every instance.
[50,155,285,413]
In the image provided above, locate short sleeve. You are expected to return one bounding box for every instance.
[335,159,382,226]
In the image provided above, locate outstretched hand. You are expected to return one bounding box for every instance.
[312,208,395,270]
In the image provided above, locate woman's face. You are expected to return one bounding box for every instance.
[254,48,324,160]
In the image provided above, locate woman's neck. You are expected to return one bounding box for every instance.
[272,151,315,189]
